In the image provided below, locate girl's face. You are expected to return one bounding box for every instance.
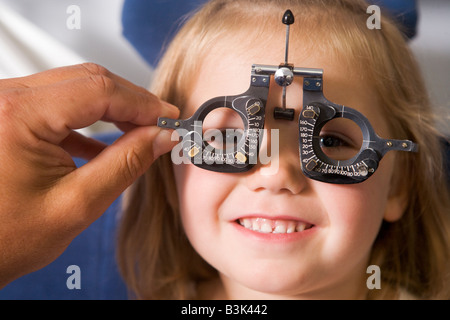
[172,32,405,299]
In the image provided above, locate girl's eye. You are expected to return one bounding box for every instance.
[319,132,361,160]
[318,118,363,161]
[320,135,347,148]
[224,129,244,145]
[205,128,244,150]
[202,107,245,151]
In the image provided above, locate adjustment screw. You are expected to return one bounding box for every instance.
[358,165,369,176]
[274,67,294,86]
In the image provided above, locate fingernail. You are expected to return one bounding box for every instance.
[161,100,179,116]
[153,129,177,158]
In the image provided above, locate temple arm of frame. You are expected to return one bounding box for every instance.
[378,138,419,156]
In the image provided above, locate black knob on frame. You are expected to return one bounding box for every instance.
[282,9,294,25]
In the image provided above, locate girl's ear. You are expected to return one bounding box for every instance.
[383,155,409,222]
[383,191,407,222]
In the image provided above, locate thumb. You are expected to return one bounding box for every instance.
[64,126,176,222]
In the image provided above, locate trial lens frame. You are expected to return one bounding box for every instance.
[158,10,418,184]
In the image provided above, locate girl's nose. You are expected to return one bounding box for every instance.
[244,116,309,195]
[244,149,308,195]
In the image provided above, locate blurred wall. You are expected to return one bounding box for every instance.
[409,0,450,135]
[0,0,152,86]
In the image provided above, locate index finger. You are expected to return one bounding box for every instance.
[0,63,149,96]
[11,75,179,144]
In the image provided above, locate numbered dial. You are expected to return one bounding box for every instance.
[158,74,269,173]
[299,103,380,184]
[298,101,418,184]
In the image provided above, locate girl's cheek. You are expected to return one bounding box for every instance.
[173,163,237,216]
[314,179,389,239]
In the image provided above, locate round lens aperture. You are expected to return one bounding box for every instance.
[318,118,363,161]
[202,107,245,152]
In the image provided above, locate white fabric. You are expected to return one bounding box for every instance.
[0,2,85,79]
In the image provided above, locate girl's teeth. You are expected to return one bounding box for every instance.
[252,219,260,231]
[242,218,252,229]
[273,224,286,234]
[261,221,272,233]
[238,217,312,234]
[287,221,296,233]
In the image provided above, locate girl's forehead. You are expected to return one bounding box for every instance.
[191,33,365,103]
[185,33,390,137]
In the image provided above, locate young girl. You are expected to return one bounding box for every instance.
[117,0,450,299]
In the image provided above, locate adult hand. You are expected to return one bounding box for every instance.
[0,63,178,288]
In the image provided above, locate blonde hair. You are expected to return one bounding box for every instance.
[118,0,450,299]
